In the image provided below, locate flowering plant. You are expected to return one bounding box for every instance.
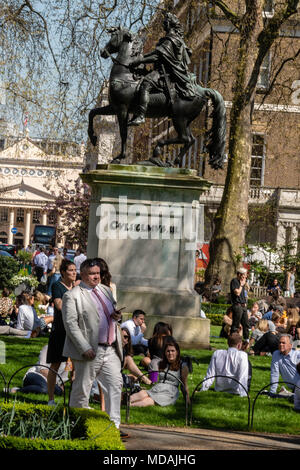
[9,275,39,289]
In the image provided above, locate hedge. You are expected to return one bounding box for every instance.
[205,313,224,326]
[0,403,125,450]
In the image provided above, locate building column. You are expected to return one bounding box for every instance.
[290,224,298,255]
[42,211,47,226]
[8,208,15,244]
[276,221,287,248]
[24,210,31,248]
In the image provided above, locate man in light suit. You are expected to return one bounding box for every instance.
[62,258,123,429]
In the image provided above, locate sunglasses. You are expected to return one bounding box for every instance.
[123,334,129,339]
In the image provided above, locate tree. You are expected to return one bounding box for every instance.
[45,178,91,248]
[204,0,300,292]
[0,256,20,290]
[0,0,160,142]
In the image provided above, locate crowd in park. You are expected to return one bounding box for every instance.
[0,244,300,440]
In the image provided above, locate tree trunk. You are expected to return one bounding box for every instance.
[205,2,263,294]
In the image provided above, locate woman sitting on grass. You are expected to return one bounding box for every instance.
[130,337,190,407]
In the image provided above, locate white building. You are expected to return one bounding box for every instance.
[0,132,84,249]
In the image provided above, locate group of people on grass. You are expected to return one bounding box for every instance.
[1,260,300,440]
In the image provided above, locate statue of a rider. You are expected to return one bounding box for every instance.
[128,12,198,127]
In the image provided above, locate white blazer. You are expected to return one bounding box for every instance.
[62,282,123,361]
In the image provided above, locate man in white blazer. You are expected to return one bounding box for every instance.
[62,258,123,429]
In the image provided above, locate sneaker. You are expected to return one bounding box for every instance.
[278,386,294,397]
[48,400,56,406]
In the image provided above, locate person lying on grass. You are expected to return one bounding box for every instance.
[130,337,190,407]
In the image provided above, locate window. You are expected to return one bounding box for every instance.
[48,212,57,225]
[16,208,24,223]
[250,134,265,187]
[32,210,41,224]
[0,231,7,243]
[257,51,271,90]
[0,208,8,222]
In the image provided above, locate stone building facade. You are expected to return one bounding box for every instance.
[0,131,84,249]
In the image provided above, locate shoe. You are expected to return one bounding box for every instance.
[120,430,130,439]
[48,400,56,406]
[278,386,294,397]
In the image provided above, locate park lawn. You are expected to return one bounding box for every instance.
[0,327,299,436]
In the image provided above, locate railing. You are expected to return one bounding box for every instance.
[251,286,268,299]
[2,364,67,408]
[1,367,299,432]
[190,375,251,428]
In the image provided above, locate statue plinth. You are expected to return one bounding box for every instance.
[81,164,212,349]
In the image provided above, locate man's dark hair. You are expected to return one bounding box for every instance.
[132,309,146,318]
[80,258,99,273]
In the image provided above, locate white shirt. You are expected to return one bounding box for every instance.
[17,305,41,331]
[201,348,249,397]
[121,318,148,347]
[34,252,49,271]
[270,349,300,394]
[74,253,87,273]
[294,376,300,411]
[25,345,68,384]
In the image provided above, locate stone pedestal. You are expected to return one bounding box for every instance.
[81,164,212,349]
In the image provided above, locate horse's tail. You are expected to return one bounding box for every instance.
[203,88,227,170]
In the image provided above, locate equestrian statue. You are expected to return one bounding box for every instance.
[88,13,226,169]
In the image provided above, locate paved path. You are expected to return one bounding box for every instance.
[120,424,300,450]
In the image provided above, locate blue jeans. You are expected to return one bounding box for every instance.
[48,273,61,296]
[21,372,62,395]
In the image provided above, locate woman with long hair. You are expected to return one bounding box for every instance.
[147,322,173,382]
[93,257,117,301]
[130,337,189,407]
[46,259,77,405]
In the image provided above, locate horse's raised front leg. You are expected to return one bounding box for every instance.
[88,105,115,146]
[111,107,129,164]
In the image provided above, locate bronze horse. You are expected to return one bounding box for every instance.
[88,26,226,169]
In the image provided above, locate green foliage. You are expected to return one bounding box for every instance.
[205,313,224,325]
[0,402,80,440]
[16,250,33,267]
[9,275,39,290]
[0,257,20,290]
[0,403,125,450]
[202,302,231,315]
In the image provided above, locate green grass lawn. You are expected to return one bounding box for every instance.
[0,327,299,436]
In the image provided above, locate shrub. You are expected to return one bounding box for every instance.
[0,403,125,450]
[205,313,224,326]
[0,257,20,290]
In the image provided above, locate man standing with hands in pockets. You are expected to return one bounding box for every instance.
[62,259,123,431]
[230,267,250,348]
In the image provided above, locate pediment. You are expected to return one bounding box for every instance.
[0,137,46,161]
[0,179,56,202]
